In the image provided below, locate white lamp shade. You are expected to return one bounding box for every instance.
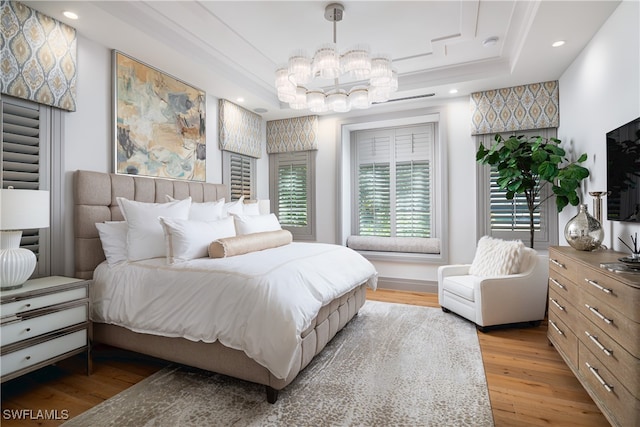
[0,189,50,230]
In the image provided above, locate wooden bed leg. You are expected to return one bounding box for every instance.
[266,386,279,404]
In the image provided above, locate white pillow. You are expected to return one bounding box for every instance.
[223,196,245,217]
[468,236,524,277]
[166,195,225,221]
[234,213,282,235]
[243,201,260,216]
[117,197,191,261]
[159,216,236,264]
[95,221,128,266]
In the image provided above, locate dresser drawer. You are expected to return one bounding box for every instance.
[1,329,87,377]
[578,343,640,427]
[578,266,640,323]
[1,304,88,347]
[548,312,578,369]
[1,287,88,319]
[548,288,579,330]
[579,290,640,358]
[578,312,640,398]
[549,248,579,283]
[548,269,578,301]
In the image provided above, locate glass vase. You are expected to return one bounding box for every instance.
[564,204,604,251]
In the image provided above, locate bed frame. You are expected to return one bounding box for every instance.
[73,170,366,403]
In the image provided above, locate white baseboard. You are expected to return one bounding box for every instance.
[376,276,437,294]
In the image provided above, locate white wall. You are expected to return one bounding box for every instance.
[558,0,640,250]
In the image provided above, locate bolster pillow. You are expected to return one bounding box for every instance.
[208,229,293,258]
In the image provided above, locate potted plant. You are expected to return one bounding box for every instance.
[476,134,590,248]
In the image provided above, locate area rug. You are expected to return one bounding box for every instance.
[64,301,493,426]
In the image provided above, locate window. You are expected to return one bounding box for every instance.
[354,124,434,238]
[269,151,316,240]
[223,151,255,201]
[1,96,51,277]
[476,128,558,248]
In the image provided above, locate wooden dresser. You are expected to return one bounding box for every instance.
[547,246,639,427]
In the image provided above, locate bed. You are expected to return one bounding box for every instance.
[73,170,377,403]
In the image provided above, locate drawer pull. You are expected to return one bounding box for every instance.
[25,328,31,332]
[585,304,613,324]
[549,298,565,311]
[549,278,566,290]
[584,331,612,356]
[584,279,612,294]
[550,258,565,269]
[25,355,31,360]
[585,362,613,393]
[549,320,564,335]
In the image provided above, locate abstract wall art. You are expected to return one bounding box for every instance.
[113,50,206,181]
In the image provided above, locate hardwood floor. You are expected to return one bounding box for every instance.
[1,289,609,426]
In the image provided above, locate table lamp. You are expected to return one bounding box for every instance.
[0,188,50,290]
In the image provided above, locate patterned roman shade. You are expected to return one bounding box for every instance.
[470,81,559,135]
[218,99,262,158]
[266,115,318,153]
[1,1,78,111]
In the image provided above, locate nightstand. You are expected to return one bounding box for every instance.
[1,276,91,382]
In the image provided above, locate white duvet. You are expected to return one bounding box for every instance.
[92,242,377,379]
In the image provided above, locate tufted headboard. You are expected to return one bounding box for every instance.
[73,170,227,279]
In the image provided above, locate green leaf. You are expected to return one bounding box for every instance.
[556,195,569,212]
[577,153,588,163]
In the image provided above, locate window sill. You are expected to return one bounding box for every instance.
[353,249,445,264]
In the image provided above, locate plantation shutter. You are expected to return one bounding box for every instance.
[395,127,431,237]
[357,131,392,236]
[228,152,253,201]
[276,152,309,227]
[355,124,434,238]
[1,97,45,262]
[489,168,541,231]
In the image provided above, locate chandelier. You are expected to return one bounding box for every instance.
[275,3,398,113]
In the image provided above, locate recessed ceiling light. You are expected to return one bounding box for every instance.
[482,36,499,47]
[449,89,458,94]
[552,40,566,48]
[236,97,245,103]
[63,11,78,20]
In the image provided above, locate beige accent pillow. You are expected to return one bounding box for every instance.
[209,230,293,258]
[468,236,524,277]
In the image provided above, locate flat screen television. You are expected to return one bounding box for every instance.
[606,116,640,222]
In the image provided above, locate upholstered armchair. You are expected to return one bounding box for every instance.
[437,238,548,331]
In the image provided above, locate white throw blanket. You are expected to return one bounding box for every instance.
[92,242,377,379]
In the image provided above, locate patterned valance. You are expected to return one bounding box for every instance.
[470,80,559,135]
[218,99,262,158]
[266,115,318,154]
[1,1,78,111]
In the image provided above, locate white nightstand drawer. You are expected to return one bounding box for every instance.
[1,288,87,318]
[1,305,88,346]
[1,329,87,377]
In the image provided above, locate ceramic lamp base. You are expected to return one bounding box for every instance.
[0,230,36,290]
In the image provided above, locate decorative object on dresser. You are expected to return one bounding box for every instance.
[0,188,50,290]
[547,246,640,427]
[1,276,91,383]
[563,203,604,251]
